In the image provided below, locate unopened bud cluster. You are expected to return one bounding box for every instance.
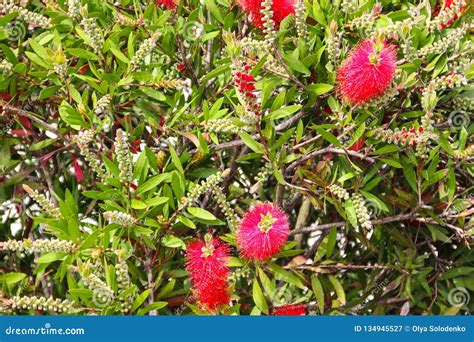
[378,17,415,38]
[294,1,308,39]
[130,33,160,71]
[254,161,273,184]
[241,37,271,54]
[213,187,239,229]
[156,150,167,170]
[429,0,466,31]
[418,25,471,58]
[352,194,372,230]
[453,96,474,111]
[341,0,357,14]
[81,271,114,305]
[103,211,136,228]
[115,12,139,26]
[116,259,134,313]
[0,0,51,27]
[10,295,74,313]
[73,130,107,181]
[67,0,81,20]
[202,119,244,134]
[94,94,112,115]
[116,260,131,290]
[347,12,375,34]
[80,17,104,54]
[190,150,206,165]
[374,126,434,147]
[424,72,467,94]
[180,171,225,208]
[457,145,473,159]
[260,0,276,43]
[153,79,187,89]
[264,58,287,77]
[0,59,12,75]
[327,21,342,65]
[328,184,349,200]
[23,185,61,219]
[73,129,94,146]
[115,129,133,184]
[1,238,77,254]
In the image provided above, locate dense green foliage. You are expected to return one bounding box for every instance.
[0,0,472,315]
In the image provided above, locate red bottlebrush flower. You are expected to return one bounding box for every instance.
[271,304,306,316]
[185,235,231,310]
[336,39,397,106]
[237,202,290,261]
[72,155,84,183]
[193,279,231,311]
[155,0,177,10]
[237,0,295,29]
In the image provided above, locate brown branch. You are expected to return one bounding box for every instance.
[290,212,417,235]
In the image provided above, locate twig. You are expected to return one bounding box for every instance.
[290,212,418,235]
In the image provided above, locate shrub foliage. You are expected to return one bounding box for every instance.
[0,0,473,315]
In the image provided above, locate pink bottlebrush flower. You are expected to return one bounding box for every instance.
[237,202,290,261]
[185,235,231,310]
[155,0,178,10]
[237,0,295,29]
[336,39,397,106]
[271,304,306,315]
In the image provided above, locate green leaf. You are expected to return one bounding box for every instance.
[239,132,264,154]
[311,276,325,314]
[252,278,269,314]
[3,272,26,284]
[137,302,168,315]
[187,207,217,221]
[438,133,455,156]
[203,0,224,23]
[132,289,151,312]
[306,83,333,96]
[168,143,184,174]
[39,85,62,100]
[68,48,99,61]
[35,252,68,264]
[177,215,196,229]
[266,105,302,120]
[135,173,170,195]
[439,267,474,280]
[372,145,399,155]
[329,275,346,306]
[161,235,186,249]
[315,127,342,147]
[110,47,130,63]
[131,199,147,210]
